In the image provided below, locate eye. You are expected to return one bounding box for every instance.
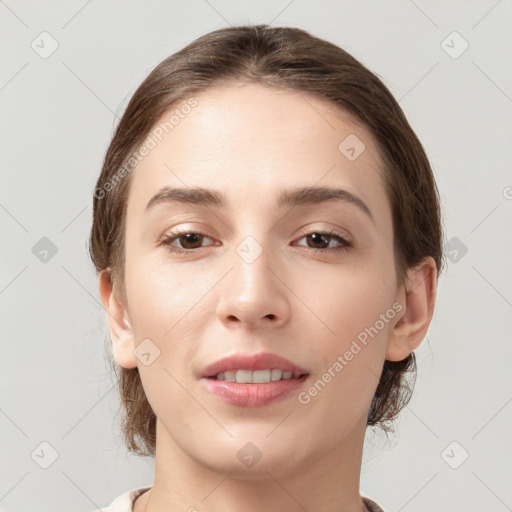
[158,228,353,255]
[158,230,216,254]
[294,229,353,253]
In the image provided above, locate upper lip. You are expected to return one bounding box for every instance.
[201,352,309,378]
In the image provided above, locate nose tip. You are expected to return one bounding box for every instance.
[216,243,290,329]
[226,311,277,326]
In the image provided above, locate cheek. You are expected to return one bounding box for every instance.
[124,251,219,382]
[300,257,397,342]
[124,247,210,333]
[297,301,394,435]
[299,259,397,403]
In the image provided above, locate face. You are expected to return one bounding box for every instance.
[117,83,405,477]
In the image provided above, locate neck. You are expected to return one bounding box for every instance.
[139,415,369,512]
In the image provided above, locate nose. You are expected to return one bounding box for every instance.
[216,240,290,330]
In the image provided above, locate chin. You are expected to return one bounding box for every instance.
[207,455,303,481]
[195,438,310,480]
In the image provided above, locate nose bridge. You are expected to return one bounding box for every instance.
[228,205,278,283]
[216,225,289,327]
[231,232,277,298]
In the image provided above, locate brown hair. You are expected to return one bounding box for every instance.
[89,24,445,457]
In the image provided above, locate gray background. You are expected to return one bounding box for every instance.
[1,1,511,511]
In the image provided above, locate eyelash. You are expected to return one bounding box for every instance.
[158,228,353,255]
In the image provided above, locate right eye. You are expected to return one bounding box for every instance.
[158,230,217,254]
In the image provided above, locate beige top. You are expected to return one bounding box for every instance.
[90,487,385,512]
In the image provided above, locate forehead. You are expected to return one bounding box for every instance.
[127,82,389,222]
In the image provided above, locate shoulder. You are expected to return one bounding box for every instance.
[362,496,386,512]
[89,486,152,512]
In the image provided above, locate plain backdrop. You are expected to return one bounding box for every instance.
[1,1,511,511]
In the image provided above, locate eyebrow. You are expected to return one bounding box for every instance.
[145,185,375,224]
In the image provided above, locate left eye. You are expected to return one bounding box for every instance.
[295,230,352,252]
[158,229,352,254]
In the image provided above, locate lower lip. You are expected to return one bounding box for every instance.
[202,375,309,407]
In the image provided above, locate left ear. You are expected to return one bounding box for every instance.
[386,256,438,361]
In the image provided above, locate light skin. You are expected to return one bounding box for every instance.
[98,83,437,512]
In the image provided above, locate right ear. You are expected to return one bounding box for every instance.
[98,269,138,369]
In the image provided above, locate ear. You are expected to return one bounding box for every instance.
[98,269,138,369]
[386,256,438,361]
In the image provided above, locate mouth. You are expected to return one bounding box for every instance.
[206,369,309,383]
[201,352,309,381]
[202,372,309,407]
[200,352,310,407]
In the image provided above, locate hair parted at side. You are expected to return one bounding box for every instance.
[89,24,445,457]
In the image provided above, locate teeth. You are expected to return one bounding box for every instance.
[213,369,300,383]
[271,369,283,381]
[236,369,253,383]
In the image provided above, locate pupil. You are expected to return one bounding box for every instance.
[182,233,201,248]
[310,233,328,248]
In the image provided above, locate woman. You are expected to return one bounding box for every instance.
[89,24,444,512]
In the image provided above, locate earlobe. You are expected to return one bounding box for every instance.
[98,269,138,369]
[386,257,437,362]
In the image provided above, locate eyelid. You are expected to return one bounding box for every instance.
[295,223,353,243]
[158,224,351,244]
[158,225,354,255]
